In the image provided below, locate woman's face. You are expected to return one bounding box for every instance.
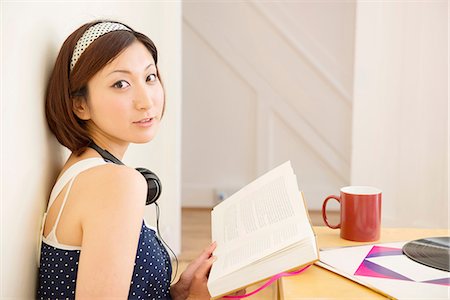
[76,40,164,150]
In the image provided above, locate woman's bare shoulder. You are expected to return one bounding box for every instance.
[73,163,147,218]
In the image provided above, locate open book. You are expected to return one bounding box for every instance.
[207,161,319,299]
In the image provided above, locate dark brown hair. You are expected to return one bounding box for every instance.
[45,20,164,155]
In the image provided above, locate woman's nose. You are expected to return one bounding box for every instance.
[134,84,154,110]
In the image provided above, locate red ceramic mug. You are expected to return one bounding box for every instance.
[322,186,382,242]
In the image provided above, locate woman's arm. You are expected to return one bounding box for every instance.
[74,164,147,299]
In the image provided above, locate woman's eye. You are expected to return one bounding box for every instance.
[112,80,130,89]
[147,74,157,82]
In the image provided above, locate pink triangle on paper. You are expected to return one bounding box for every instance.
[366,246,404,258]
[355,259,413,281]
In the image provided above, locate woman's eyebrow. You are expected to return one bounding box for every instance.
[107,63,154,76]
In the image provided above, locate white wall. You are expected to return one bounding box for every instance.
[1,1,181,298]
[182,2,448,229]
[182,2,356,209]
[352,1,448,228]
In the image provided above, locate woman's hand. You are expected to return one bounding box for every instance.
[218,289,247,299]
[185,254,216,299]
[171,242,217,300]
[171,242,247,300]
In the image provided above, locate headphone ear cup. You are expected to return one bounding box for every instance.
[135,167,162,205]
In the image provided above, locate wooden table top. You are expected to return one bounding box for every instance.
[278,226,449,299]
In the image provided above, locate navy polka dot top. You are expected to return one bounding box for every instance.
[37,158,172,299]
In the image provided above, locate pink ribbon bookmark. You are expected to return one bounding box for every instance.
[223,264,312,299]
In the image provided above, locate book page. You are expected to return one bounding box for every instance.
[209,161,313,281]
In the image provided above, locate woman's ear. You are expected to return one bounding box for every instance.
[72,96,91,120]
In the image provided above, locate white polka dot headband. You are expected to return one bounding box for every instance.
[70,22,131,72]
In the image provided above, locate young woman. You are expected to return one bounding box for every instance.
[38,20,241,300]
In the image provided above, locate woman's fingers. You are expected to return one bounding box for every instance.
[233,289,246,296]
[187,241,217,274]
[217,288,247,299]
[195,255,216,279]
[224,289,246,297]
[199,241,217,260]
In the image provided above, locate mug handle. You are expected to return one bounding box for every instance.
[322,195,341,229]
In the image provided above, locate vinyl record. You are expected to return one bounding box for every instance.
[402,237,450,272]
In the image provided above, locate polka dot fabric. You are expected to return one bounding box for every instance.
[70,22,131,71]
[37,221,172,299]
[37,244,79,299]
[130,222,172,300]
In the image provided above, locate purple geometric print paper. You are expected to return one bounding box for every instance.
[366,246,404,258]
[421,278,450,286]
[355,246,450,286]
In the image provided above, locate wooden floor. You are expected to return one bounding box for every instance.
[176,208,337,299]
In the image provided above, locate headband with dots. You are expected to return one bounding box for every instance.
[70,22,131,72]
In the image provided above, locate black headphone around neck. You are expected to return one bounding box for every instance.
[88,141,162,206]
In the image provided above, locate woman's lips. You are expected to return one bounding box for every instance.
[133,117,155,127]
